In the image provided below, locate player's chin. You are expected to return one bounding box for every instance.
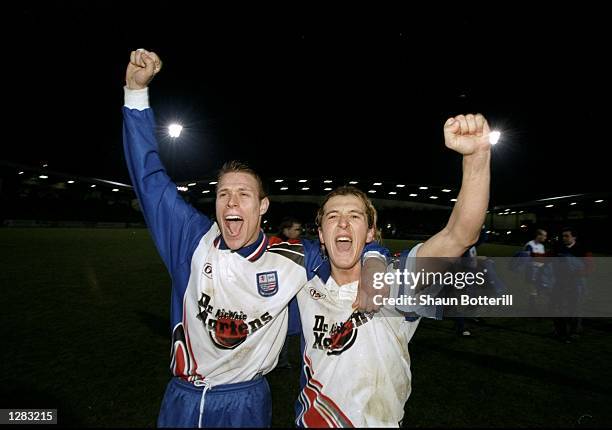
[328,252,360,271]
[222,230,248,250]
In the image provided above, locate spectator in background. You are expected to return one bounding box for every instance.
[269,216,302,245]
[551,227,592,343]
[269,217,303,368]
[524,229,549,307]
[524,229,547,257]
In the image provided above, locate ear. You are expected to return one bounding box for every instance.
[365,226,376,243]
[259,197,270,216]
[318,227,325,245]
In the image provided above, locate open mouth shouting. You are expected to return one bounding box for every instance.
[335,234,353,253]
[224,214,244,238]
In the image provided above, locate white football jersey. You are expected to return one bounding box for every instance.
[525,240,545,255]
[295,265,420,427]
[123,94,389,388]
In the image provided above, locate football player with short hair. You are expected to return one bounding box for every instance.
[123,49,389,428]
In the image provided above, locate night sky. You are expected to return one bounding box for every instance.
[4,2,611,205]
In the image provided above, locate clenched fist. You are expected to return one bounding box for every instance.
[443,113,492,156]
[125,49,163,90]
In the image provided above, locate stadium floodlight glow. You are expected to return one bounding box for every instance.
[486,230,491,234]
[324,180,333,183]
[373,182,382,186]
[396,184,406,188]
[263,220,268,224]
[18,171,24,175]
[280,187,288,191]
[569,202,577,206]
[42,163,48,168]
[324,187,332,191]
[511,211,516,214]
[368,190,376,194]
[349,181,359,185]
[39,175,48,179]
[519,210,524,213]
[498,213,503,216]
[389,191,397,195]
[274,179,284,183]
[409,193,418,197]
[202,190,210,194]
[595,199,604,203]
[209,181,218,185]
[504,208,511,212]
[168,123,183,138]
[521,224,527,228]
[545,204,554,208]
[299,179,308,183]
[419,186,428,190]
[187,183,197,187]
[489,130,501,145]
[387,224,392,229]
[442,189,451,193]
[506,230,512,235]
[451,198,457,202]
[112,188,119,192]
[90,184,96,188]
[301,187,310,191]
[67,180,75,184]
[177,186,188,192]
[429,196,438,200]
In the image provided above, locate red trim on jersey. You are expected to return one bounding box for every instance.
[298,354,353,428]
[174,343,186,376]
[182,294,200,378]
[248,235,269,262]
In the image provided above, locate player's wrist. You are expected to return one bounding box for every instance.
[124,86,150,110]
[463,148,491,168]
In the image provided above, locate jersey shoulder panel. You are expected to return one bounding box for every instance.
[267,240,306,267]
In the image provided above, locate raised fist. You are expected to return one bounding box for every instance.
[125,49,162,90]
[443,113,492,156]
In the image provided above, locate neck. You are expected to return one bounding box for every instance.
[331,263,361,286]
[246,231,261,247]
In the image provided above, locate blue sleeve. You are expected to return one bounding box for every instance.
[287,297,301,337]
[123,107,213,274]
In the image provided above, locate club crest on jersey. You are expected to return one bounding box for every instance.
[256,271,279,297]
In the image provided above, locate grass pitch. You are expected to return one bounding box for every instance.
[1,228,611,427]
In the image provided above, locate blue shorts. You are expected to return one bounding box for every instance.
[158,376,272,428]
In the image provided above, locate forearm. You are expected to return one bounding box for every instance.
[419,150,490,257]
[447,150,490,246]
